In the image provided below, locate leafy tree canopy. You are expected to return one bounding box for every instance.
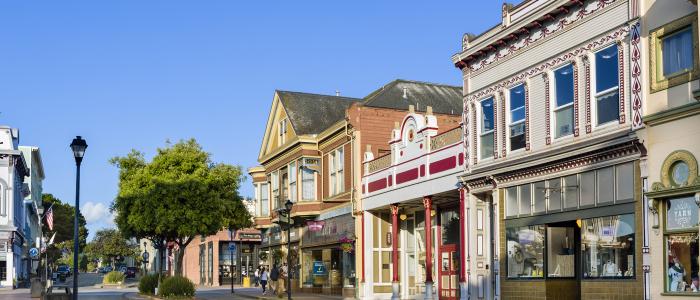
[85,228,137,266]
[110,139,252,275]
[41,193,88,264]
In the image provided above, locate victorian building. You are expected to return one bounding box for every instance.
[19,146,44,281]
[452,0,644,299]
[639,0,700,298]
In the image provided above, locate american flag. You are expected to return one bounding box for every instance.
[45,205,54,231]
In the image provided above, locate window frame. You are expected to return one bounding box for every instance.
[649,13,700,93]
[479,97,496,160]
[289,161,297,202]
[301,161,316,201]
[328,147,345,197]
[279,119,288,145]
[662,195,699,294]
[259,182,270,217]
[592,44,621,127]
[552,63,575,139]
[508,83,527,152]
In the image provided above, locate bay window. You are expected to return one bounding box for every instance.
[480,98,495,159]
[271,171,279,210]
[301,166,315,201]
[553,64,574,138]
[289,161,297,202]
[329,147,344,196]
[595,44,620,125]
[509,84,526,151]
[260,183,269,217]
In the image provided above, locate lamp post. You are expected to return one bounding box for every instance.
[142,242,149,275]
[230,227,234,294]
[284,200,293,300]
[70,136,87,300]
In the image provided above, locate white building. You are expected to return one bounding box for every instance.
[0,126,30,288]
[19,146,45,279]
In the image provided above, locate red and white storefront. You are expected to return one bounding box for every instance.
[359,108,471,300]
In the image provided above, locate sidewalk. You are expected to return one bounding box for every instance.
[233,287,344,300]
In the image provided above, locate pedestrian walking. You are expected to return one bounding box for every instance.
[260,267,269,294]
[254,267,260,287]
[270,263,280,296]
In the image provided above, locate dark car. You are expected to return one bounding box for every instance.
[124,267,139,279]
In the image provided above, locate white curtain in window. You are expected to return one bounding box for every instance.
[663,28,694,76]
[302,168,314,200]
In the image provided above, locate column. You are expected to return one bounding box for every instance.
[390,204,400,300]
[423,196,434,300]
[459,188,468,300]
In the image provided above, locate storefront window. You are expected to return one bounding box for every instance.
[665,196,699,293]
[547,227,575,278]
[506,225,545,278]
[548,178,562,212]
[533,181,546,213]
[581,214,635,278]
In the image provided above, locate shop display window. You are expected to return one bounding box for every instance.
[533,181,546,214]
[547,227,575,278]
[520,184,532,215]
[563,175,578,209]
[664,196,700,293]
[581,214,635,278]
[506,225,545,278]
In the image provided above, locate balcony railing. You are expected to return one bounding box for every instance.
[367,153,392,173]
[430,126,461,151]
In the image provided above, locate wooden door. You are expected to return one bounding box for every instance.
[439,244,459,300]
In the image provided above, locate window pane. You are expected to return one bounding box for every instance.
[555,64,574,107]
[581,214,635,278]
[597,167,614,204]
[615,163,634,202]
[506,225,545,278]
[510,123,526,151]
[563,175,579,209]
[662,27,694,77]
[666,196,700,231]
[547,227,575,277]
[520,184,532,215]
[506,186,518,217]
[597,90,619,125]
[555,106,574,138]
[482,98,494,132]
[580,171,596,207]
[548,178,561,212]
[302,168,315,201]
[261,183,269,216]
[533,181,546,213]
[510,85,526,122]
[665,233,699,293]
[595,44,619,92]
[481,133,494,159]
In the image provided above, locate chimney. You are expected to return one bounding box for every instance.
[426,106,433,116]
[409,105,415,113]
[336,90,340,96]
[402,87,408,99]
[394,122,400,129]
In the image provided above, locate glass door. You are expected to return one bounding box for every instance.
[439,244,459,300]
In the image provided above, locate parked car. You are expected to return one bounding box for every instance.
[103,266,113,273]
[124,267,139,279]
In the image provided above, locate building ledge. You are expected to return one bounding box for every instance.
[643,101,700,126]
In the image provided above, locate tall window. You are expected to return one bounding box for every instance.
[260,183,269,216]
[480,98,495,159]
[664,196,699,293]
[289,161,297,202]
[506,225,545,278]
[662,27,694,77]
[279,119,288,145]
[595,44,620,125]
[301,166,315,201]
[329,147,344,196]
[509,84,526,151]
[271,171,279,209]
[554,64,574,138]
[581,214,635,278]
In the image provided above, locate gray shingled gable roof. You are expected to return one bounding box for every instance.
[362,79,462,115]
[277,90,362,136]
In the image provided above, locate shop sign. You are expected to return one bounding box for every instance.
[239,233,261,240]
[386,232,392,246]
[667,197,699,230]
[312,261,327,275]
[307,221,325,232]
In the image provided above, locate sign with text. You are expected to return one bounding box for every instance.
[667,196,699,230]
[312,261,327,275]
[307,221,325,232]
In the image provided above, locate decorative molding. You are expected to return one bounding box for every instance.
[464,0,618,73]
[649,13,700,93]
[472,102,478,165]
[544,73,552,145]
[465,25,631,103]
[583,55,592,133]
[463,103,470,168]
[423,196,432,210]
[630,21,643,129]
[618,41,626,124]
[573,60,580,137]
[431,127,461,151]
[500,91,507,158]
[651,150,699,192]
[367,154,391,174]
[524,81,531,151]
[390,204,399,215]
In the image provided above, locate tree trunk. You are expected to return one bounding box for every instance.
[174,248,185,277]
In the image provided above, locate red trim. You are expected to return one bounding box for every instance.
[391,205,399,282]
[363,143,461,177]
[396,168,419,184]
[387,175,393,187]
[420,165,426,177]
[458,153,464,166]
[367,178,387,193]
[429,156,457,175]
[417,126,438,133]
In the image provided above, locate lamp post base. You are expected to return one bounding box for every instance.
[424,281,434,300]
[391,281,400,300]
[460,281,468,300]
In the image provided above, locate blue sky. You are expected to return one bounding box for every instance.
[0,1,505,239]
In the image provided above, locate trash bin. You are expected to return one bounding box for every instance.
[243,276,251,288]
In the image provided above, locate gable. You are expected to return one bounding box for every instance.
[258,93,299,161]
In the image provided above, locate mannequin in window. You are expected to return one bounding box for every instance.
[602,260,619,277]
[668,256,686,292]
[507,242,524,276]
[690,276,699,292]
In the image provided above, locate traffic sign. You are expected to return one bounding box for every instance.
[29,248,39,258]
[228,243,236,251]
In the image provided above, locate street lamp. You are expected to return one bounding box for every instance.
[229,227,235,294]
[70,136,87,300]
[284,199,293,300]
[142,242,149,275]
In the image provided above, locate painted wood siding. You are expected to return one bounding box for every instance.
[529,75,548,151]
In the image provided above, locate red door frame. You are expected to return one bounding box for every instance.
[439,244,459,300]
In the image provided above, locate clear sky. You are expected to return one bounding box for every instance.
[0,1,506,239]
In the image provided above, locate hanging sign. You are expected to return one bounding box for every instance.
[307,221,325,232]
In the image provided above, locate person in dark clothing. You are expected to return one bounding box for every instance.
[270,264,280,295]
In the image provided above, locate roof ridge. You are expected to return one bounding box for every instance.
[276,89,362,100]
[392,78,462,89]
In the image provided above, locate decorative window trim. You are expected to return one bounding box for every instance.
[590,42,624,128]
[582,54,592,133]
[544,73,552,145]
[551,62,576,140]
[506,82,528,153]
[500,91,507,158]
[651,150,699,193]
[649,13,700,93]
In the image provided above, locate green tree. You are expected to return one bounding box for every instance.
[110,139,252,276]
[42,194,88,265]
[85,229,137,267]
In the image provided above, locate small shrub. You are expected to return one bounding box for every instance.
[103,271,125,284]
[158,276,195,298]
[138,273,159,295]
